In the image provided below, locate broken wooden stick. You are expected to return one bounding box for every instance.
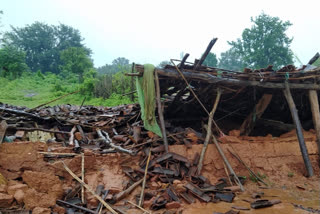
[62,162,118,214]
[139,149,152,207]
[308,90,320,165]
[194,38,218,70]
[197,88,222,174]
[208,131,244,191]
[7,126,70,135]
[97,129,134,155]
[38,152,78,157]
[155,70,169,153]
[228,148,268,186]
[240,94,273,136]
[0,120,8,144]
[113,179,143,202]
[69,125,77,146]
[128,201,152,214]
[57,199,96,214]
[81,153,85,204]
[283,82,314,177]
[27,90,80,112]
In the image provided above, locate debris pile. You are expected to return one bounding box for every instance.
[0,102,319,213]
[0,39,320,213]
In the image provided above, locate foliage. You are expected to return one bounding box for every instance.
[79,68,97,95]
[229,13,293,70]
[3,22,90,73]
[0,72,132,108]
[0,10,3,40]
[203,52,218,67]
[218,47,245,71]
[157,60,171,68]
[95,57,132,99]
[249,172,266,183]
[60,47,94,82]
[0,45,29,79]
[287,172,294,178]
[97,57,130,75]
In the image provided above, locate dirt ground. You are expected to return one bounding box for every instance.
[0,129,319,213]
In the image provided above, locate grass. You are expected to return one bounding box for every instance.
[0,73,133,108]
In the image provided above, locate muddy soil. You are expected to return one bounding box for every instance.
[0,129,319,213]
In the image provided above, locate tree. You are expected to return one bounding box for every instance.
[0,10,3,40]
[112,57,129,67]
[3,22,90,73]
[0,45,29,79]
[218,48,245,71]
[203,52,218,67]
[229,13,293,70]
[157,60,171,68]
[60,47,93,82]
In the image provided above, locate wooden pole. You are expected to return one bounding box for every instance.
[283,82,314,177]
[308,90,320,165]
[197,88,222,174]
[156,68,320,90]
[62,162,118,214]
[211,133,244,191]
[179,53,190,69]
[81,153,85,204]
[194,38,218,70]
[130,63,135,102]
[155,70,169,153]
[138,150,151,207]
[240,94,273,135]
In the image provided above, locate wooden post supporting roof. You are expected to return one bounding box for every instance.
[155,70,169,153]
[283,82,314,177]
[240,94,273,136]
[308,90,320,166]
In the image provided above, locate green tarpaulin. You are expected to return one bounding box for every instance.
[135,64,162,137]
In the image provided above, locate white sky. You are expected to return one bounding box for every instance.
[1,0,319,67]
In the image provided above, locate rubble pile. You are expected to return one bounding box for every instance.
[0,103,319,213]
[0,40,320,213]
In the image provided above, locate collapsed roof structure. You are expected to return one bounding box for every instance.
[0,38,319,213]
[131,38,320,178]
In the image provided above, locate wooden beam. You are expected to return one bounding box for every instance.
[308,90,320,165]
[179,53,190,69]
[197,88,222,174]
[283,82,314,177]
[155,71,169,153]
[240,94,273,135]
[156,68,320,90]
[194,38,218,70]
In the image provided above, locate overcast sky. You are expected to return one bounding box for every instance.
[1,0,319,67]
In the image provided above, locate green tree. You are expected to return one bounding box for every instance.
[203,52,218,67]
[218,48,245,71]
[0,10,3,40]
[157,60,171,68]
[60,47,93,82]
[0,45,29,79]
[229,13,293,70]
[3,22,90,73]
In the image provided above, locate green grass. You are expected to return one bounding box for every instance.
[0,73,132,108]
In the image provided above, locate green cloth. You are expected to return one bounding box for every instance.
[136,64,162,137]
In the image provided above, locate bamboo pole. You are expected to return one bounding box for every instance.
[139,150,152,207]
[283,82,314,177]
[209,131,244,192]
[155,70,169,153]
[308,90,320,165]
[197,88,222,174]
[62,162,118,214]
[81,153,85,204]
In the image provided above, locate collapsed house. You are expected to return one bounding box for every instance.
[0,38,319,214]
